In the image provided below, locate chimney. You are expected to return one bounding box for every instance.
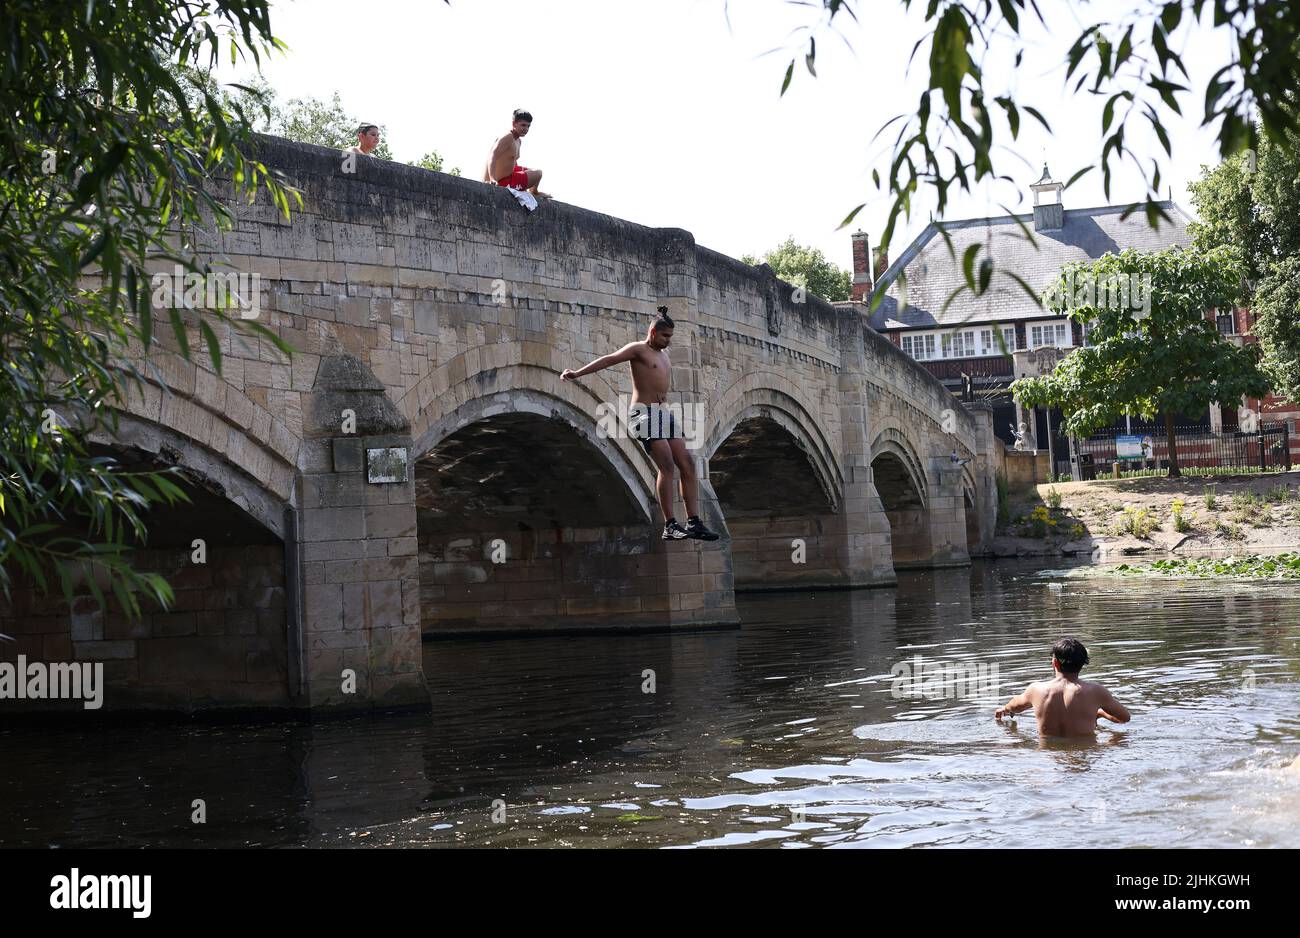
[1030,163,1065,232]
[873,245,889,283]
[850,230,872,301]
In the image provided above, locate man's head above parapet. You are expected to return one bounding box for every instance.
[511,108,533,137]
[356,123,381,154]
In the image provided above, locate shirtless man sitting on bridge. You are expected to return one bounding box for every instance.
[483,108,548,198]
[561,309,719,542]
[995,637,1131,738]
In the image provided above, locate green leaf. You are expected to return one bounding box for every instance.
[1022,105,1051,132]
[199,319,223,374]
[962,243,980,290]
[837,203,866,230]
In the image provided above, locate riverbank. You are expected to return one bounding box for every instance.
[990,469,1300,559]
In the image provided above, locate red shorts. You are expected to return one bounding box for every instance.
[497,165,531,190]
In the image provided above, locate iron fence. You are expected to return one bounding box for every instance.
[1073,423,1292,478]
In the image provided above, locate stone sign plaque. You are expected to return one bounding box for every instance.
[366,446,409,484]
[1012,345,1066,377]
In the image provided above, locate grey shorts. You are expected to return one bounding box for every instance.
[629,405,682,455]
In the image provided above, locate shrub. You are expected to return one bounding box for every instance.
[1113,506,1158,539]
[1046,486,1062,510]
[1026,505,1054,537]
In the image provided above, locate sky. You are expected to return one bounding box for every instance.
[217,0,1238,272]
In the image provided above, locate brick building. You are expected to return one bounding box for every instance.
[838,166,1300,472]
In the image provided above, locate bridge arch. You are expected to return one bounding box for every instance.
[93,409,293,540]
[870,425,935,568]
[704,381,846,589]
[1,379,298,712]
[412,378,675,635]
[870,425,930,506]
[704,372,843,497]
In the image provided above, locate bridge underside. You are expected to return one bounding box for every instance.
[711,416,850,590]
[871,451,935,568]
[417,412,738,635]
[0,446,292,712]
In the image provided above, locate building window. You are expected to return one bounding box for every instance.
[940,330,976,359]
[1216,310,1236,335]
[1030,321,1070,349]
[979,326,1014,356]
[902,333,937,361]
[1082,320,1097,346]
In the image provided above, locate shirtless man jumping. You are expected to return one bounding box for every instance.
[995,637,1131,738]
[560,309,719,541]
[483,108,548,198]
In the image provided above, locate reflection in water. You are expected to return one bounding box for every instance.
[1,558,1298,848]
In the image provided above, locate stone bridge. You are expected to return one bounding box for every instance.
[0,136,999,714]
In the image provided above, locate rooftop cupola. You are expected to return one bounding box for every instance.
[1030,164,1065,232]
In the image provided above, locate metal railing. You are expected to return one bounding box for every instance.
[1072,423,1292,477]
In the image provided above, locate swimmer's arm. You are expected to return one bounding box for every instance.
[995,686,1035,721]
[562,343,641,380]
[1095,687,1130,724]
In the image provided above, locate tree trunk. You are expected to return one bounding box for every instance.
[1165,411,1180,478]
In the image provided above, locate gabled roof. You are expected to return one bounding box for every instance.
[865,201,1194,331]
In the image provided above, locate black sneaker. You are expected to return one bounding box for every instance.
[684,517,720,541]
[661,520,688,540]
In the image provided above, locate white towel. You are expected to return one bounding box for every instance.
[507,187,538,212]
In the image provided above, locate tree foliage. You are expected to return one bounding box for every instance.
[1189,121,1300,401]
[742,237,852,301]
[410,150,461,176]
[1012,247,1269,476]
[776,1,1300,312]
[1251,256,1300,403]
[223,74,462,172]
[273,90,396,159]
[1,0,296,611]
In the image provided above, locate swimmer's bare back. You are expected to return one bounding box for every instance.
[996,676,1130,738]
[484,132,519,184]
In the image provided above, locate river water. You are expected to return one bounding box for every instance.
[3,559,1298,848]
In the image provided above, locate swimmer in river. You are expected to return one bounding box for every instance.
[995,637,1131,738]
[560,308,720,542]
